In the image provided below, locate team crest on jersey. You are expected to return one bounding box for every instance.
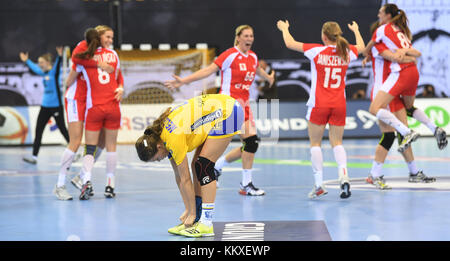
[239,63,247,71]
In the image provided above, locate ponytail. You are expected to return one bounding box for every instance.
[135,107,172,162]
[383,4,411,40]
[75,28,101,59]
[322,21,350,62]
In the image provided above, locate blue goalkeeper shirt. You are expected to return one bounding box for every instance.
[25,56,62,108]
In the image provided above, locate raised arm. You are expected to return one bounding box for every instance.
[164,63,220,90]
[20,52,46,76]
[277,20,304,52]
[347,21,365,54]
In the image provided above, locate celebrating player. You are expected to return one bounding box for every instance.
[277,19,365,199]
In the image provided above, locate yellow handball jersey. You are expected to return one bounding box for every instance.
[160,94,243,165]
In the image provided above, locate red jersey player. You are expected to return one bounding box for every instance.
[71,26,123,200]
[54,27,114,201]
[367,4,447,154]
[165,25,274,197]
[278,19,365,199]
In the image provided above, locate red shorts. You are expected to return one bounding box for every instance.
[85,102,121,131]
[65,98,86,122]
[371,85,405,113]
[235,98,255,127]
[381,65,418,97]
[307,106,346,126]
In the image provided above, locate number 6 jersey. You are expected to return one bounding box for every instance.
[74,47,123,108]
[303,43,358,108]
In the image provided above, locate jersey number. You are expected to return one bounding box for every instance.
[97,68,110,84]
[396,32,410,48]
[244,72,255,82]
[323,67,342,88]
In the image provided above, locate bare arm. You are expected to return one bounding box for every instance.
[164,63,220,90]
[347,21,365,54]
[256,66,275,87]
[171,156,196,226]
[277,20,304,52]
[380,49,416,64]
[362,40,375,57]
[65,68,79,87]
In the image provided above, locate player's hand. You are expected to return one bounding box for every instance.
[114,86,124,102]
[362,56,371,68]
[56,46,63,56]
[183,214,196,227]
[268,70,275,87]
[164,74,184,90]
[98,61,114,74]
[19,52,29,62]
[347,21,359,32]
[277,20,289,31]
[179,210,188,223]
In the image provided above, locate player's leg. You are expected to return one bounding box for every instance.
[329,124,351,199]
[181,136,233,238]
[307,120,327,199]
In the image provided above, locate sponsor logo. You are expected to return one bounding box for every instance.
[190,109,223,132]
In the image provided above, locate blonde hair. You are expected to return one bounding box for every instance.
[95,25,113,36]
[135,107,172,162]
[234,25,253,46]
[322,21,350,62]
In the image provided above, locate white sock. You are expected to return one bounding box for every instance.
[82,155,95,184]
[58,148,75,187]
[94,147,103,162]
[370,161,384,178]
[106,152,117,188]
[242,169,252,186]
[412,109,436,133]
[311,146,323,188]
[199,203,215,227]
[215,155,228,171]
[332,145,347,170]
[407,161,419,175]
[376,109,411,136]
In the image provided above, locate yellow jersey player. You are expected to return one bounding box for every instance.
[135,94,244,237]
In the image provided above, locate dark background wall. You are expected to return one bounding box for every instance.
[0,0,381,62]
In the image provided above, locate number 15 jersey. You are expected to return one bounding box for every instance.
[303,43,358,108]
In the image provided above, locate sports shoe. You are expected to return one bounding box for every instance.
[239,182,265,196]
[23,155,37,164]
[79,181,93,200]
[340,182,351,199]
[104,186,116,198]
[365,174,375,185]
[168,223,186,235]
[308,186,328,199]
[434,127,448,150]
[53,185,73,200]
[214,168,222,188]
[398,130,420,153]
[408,170,436,183]
[373,176,391,190]
[179,222,214,238]
[71,175,94,196]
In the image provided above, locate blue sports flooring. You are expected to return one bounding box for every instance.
[0,137,449,241]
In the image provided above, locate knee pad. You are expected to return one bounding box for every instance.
[379,132,395,151]
[194,156,216,186]
[84,144,97,157]
[242,135,260,153]
[406,106,417,118]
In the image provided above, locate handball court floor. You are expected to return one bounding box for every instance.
[0,137,449,241]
